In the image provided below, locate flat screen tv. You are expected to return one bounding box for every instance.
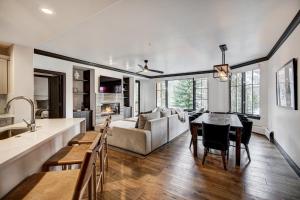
[99,76,122,93]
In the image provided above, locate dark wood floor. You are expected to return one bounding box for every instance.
[99,132,300,200]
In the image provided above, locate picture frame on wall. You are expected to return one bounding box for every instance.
[276,58,298,110]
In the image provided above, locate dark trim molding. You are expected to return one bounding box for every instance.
[267,10,300,59]
[273,137,300,177]
[135,80,141,115]
[230,57,268,69]
[34,10,300,79]
[34,49,150,79]
[151,70,214,79]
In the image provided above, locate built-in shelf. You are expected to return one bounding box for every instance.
[73,68,92,130]
[123,77,132,118]
[73,92,89,95]
[73,79,88,82]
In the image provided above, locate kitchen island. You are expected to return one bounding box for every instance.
[0,118,86,198]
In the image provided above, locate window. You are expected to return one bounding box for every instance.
[195,78,208,110]
[230,69,260,116]
[156,78,208,110]
[230,73,242,113]
[168,79,193,110]
[156,81,166,107]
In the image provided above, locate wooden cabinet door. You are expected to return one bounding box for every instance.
[0,59,8,94]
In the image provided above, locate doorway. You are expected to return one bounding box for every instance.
[134,80,140,116]
[34,69,66,118]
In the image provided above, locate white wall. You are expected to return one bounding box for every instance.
[34,76,48,100]
[140,79,156,112]
[267,26,300,167]
[8,45,34,122]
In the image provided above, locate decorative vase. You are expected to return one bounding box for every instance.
[74,70,80,80]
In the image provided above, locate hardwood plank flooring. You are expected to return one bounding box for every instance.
[98,133,300,200]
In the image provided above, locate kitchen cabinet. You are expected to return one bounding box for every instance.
[73,110,93,130]
[0,58,8,94]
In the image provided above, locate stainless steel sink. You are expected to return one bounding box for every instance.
[0,127,29,140]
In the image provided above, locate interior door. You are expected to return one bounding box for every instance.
[48,76,61,118]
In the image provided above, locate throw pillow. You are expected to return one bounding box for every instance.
[138,111,160,129]
[135,110,153,128]
[161,109,171,117]
[175,107,184,114]
[170,108,176,115]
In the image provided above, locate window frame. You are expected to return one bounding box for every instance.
[194,78,209,111]
[156,80,167,108]
[155,78,209,111]
[229,69,261,120]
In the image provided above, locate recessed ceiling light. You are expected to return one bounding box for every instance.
[41,8,53,15]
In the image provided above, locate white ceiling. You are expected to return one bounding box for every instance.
[1,0,299,75]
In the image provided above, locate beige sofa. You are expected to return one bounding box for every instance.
[100,108,189,155]
[168,113,189,141]
[107,117,168,155]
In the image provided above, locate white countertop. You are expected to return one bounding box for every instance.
[0,118,85,167]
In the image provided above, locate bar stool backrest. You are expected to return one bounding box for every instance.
[72,133,102,199]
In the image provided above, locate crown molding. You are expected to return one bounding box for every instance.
[34,49,151,79]
[267,10,300,59]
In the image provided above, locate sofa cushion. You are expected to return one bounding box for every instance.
[110,120,136,129]
[152,107,167,113]
[152,107,160,112]
[138,111,160,129]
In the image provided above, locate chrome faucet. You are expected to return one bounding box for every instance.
[5,96,36,132]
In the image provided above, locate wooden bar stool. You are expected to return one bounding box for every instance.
[69,116,111,146]
[43,143,91,171]
[69,119,110,174]
[3,134,101,200]
[43,131,106,193]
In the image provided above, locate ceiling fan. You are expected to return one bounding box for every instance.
[137,60,164,74]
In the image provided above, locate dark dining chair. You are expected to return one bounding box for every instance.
[202,122,230,170]
[237,114,248,121]
[229,119,253,161]
[189,113,203,148]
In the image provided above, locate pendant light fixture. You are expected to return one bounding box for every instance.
[213,44,231,81]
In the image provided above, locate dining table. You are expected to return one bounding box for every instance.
[191,113,243,166]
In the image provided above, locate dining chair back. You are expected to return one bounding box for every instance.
[237,114,248,121]
[241,119,253,145]
[202,122,230,170]
[202,122,230,151]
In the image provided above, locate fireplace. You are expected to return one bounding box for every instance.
[101,103,120,116]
